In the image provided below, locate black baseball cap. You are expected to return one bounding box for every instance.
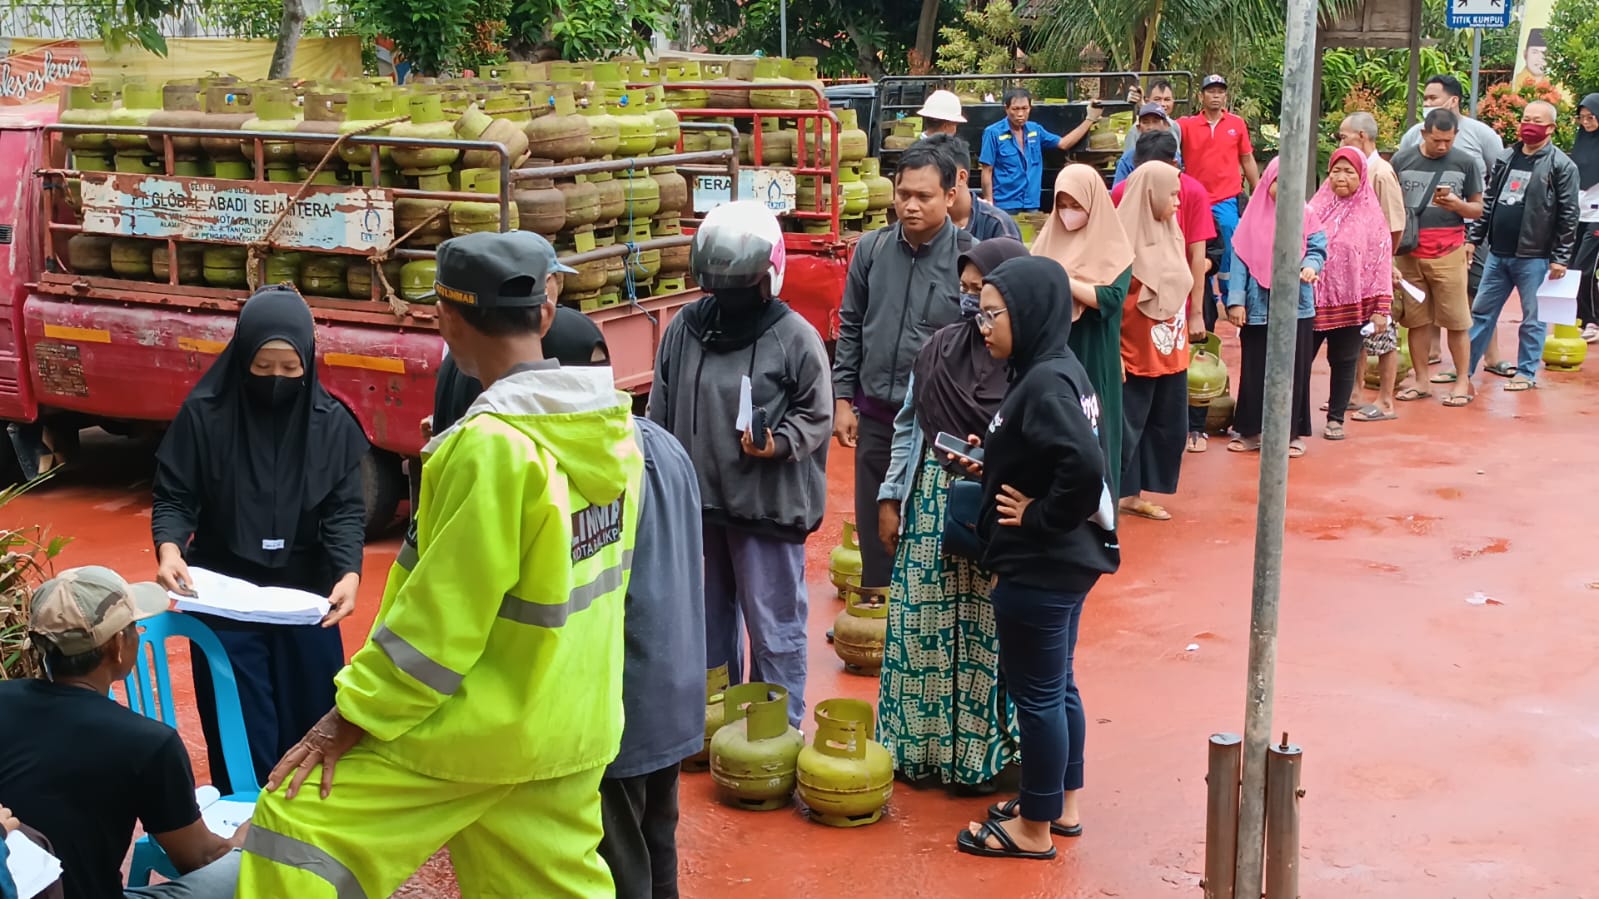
[428,231,578,309]
[1201,74,1228,90]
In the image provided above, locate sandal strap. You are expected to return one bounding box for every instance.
[980,819,1022,853]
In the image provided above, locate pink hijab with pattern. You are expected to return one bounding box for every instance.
[1307,147,1393,315]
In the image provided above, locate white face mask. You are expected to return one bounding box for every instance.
[1058,207,1089,231]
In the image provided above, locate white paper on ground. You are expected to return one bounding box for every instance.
[1400,279,1426,303]
[735,375,753,433]
[171,567,330,625]
[5,830,63,899]
[1536,272,1580,325]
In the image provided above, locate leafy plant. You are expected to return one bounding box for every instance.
[690,0,937,79]
[1,469,69,681]
[936,0,1026,94]
[1545,0,1599,96]
[1478,78,1576,147]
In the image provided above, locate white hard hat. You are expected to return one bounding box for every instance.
[916,89,966,124]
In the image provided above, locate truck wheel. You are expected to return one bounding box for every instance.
[360,449,405,540]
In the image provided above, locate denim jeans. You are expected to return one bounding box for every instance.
[1469,252,1549,381]
[989,578,1089,823]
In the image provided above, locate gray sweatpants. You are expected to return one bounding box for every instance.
[703,523,809,725]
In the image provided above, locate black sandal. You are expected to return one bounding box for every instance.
[987,798,1084,837]
[955,819,1058,860]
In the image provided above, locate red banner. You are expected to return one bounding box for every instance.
[0,40,93,107]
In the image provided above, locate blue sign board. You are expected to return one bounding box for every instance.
[1446,0,1512,29]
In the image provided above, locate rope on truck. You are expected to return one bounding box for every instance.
[244,115,411,293]
[370,208,449,319]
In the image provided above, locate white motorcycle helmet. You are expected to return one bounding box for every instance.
[690,200,787,297]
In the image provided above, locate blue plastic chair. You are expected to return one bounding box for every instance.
[112,611,260,886]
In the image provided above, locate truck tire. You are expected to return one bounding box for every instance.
[360,449,405,540]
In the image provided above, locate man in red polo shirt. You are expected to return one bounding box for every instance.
[1179,74,1260,334]
[1112,129,1217,452]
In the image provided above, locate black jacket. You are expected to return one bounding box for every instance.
[975,257,1120,592]
[1469,142,1581,265]
[832,219,975,410]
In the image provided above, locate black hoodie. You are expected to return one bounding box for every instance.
[977,257,1120,592]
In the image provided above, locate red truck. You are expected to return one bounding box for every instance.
[0,103,737,533]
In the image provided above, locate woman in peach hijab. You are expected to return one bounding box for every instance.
[1031,164,1134,498]
[1113,161,1193,521]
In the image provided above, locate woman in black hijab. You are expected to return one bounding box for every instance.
[955,256,1119,861]
[876,237,1027,793]
[152,286,370,792]
[1570,93,1599,340]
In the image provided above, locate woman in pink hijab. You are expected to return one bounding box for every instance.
[1307,147,1394,440]
[1222,156,1327,458]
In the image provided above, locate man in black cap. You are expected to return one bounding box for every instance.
[238,230,646,899]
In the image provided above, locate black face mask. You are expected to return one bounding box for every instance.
[246,373,305,409]
[713,287,766,318]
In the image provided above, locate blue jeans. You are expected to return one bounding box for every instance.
[990,578,1089,823]
[1212,195,1241,281]
[703,524,809,726]
[1469,252,1549,381]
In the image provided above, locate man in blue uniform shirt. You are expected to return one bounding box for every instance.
[979,88,1099,213]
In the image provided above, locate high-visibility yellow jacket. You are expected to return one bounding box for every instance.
[336,364,643,784]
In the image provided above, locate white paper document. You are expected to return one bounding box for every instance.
[172,567,330,625]
[1399,279,1426,304]
[734,375,753,433]
[194,785,255,838]
[1537,272,1581,325]
[5,830,63,899]
[200,800,255,839]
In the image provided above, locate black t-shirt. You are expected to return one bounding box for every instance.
[1490,149,1537,257]
[0,680,200,899]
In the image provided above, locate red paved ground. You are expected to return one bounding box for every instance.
[11,321,1599,898]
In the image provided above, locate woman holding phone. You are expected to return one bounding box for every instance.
[876,238,1028,792]
[951,256,1119,861]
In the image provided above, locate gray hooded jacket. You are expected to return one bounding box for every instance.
[648,298,832,543]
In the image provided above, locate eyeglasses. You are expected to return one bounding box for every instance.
[975,308,1009,330]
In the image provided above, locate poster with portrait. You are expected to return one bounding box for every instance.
[1514,0,1555,89]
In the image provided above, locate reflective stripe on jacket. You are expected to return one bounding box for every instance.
[336,365,644,784]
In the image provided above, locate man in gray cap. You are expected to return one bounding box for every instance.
[238,229,645,898]
[1113,102,1185,187]
[0,567,245,899]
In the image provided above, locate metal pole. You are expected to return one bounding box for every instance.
[1233,0,1314,895]
[1203,733,1243,899]
[1264,734,1304,899]
[780,0,788,58]
[1470,28,1483,116]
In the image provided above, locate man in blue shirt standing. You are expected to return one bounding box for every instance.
[979,88,1100,213]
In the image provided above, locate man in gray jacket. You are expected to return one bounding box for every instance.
[649,201,831,727]
[833,141,975,592]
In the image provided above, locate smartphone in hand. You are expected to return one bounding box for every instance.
[751,407,768,450]
[933,431,983,465]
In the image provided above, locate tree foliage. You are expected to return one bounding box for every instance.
[1545,0,1599,96]
[935,0,1026,77]
[689,0,937,79]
